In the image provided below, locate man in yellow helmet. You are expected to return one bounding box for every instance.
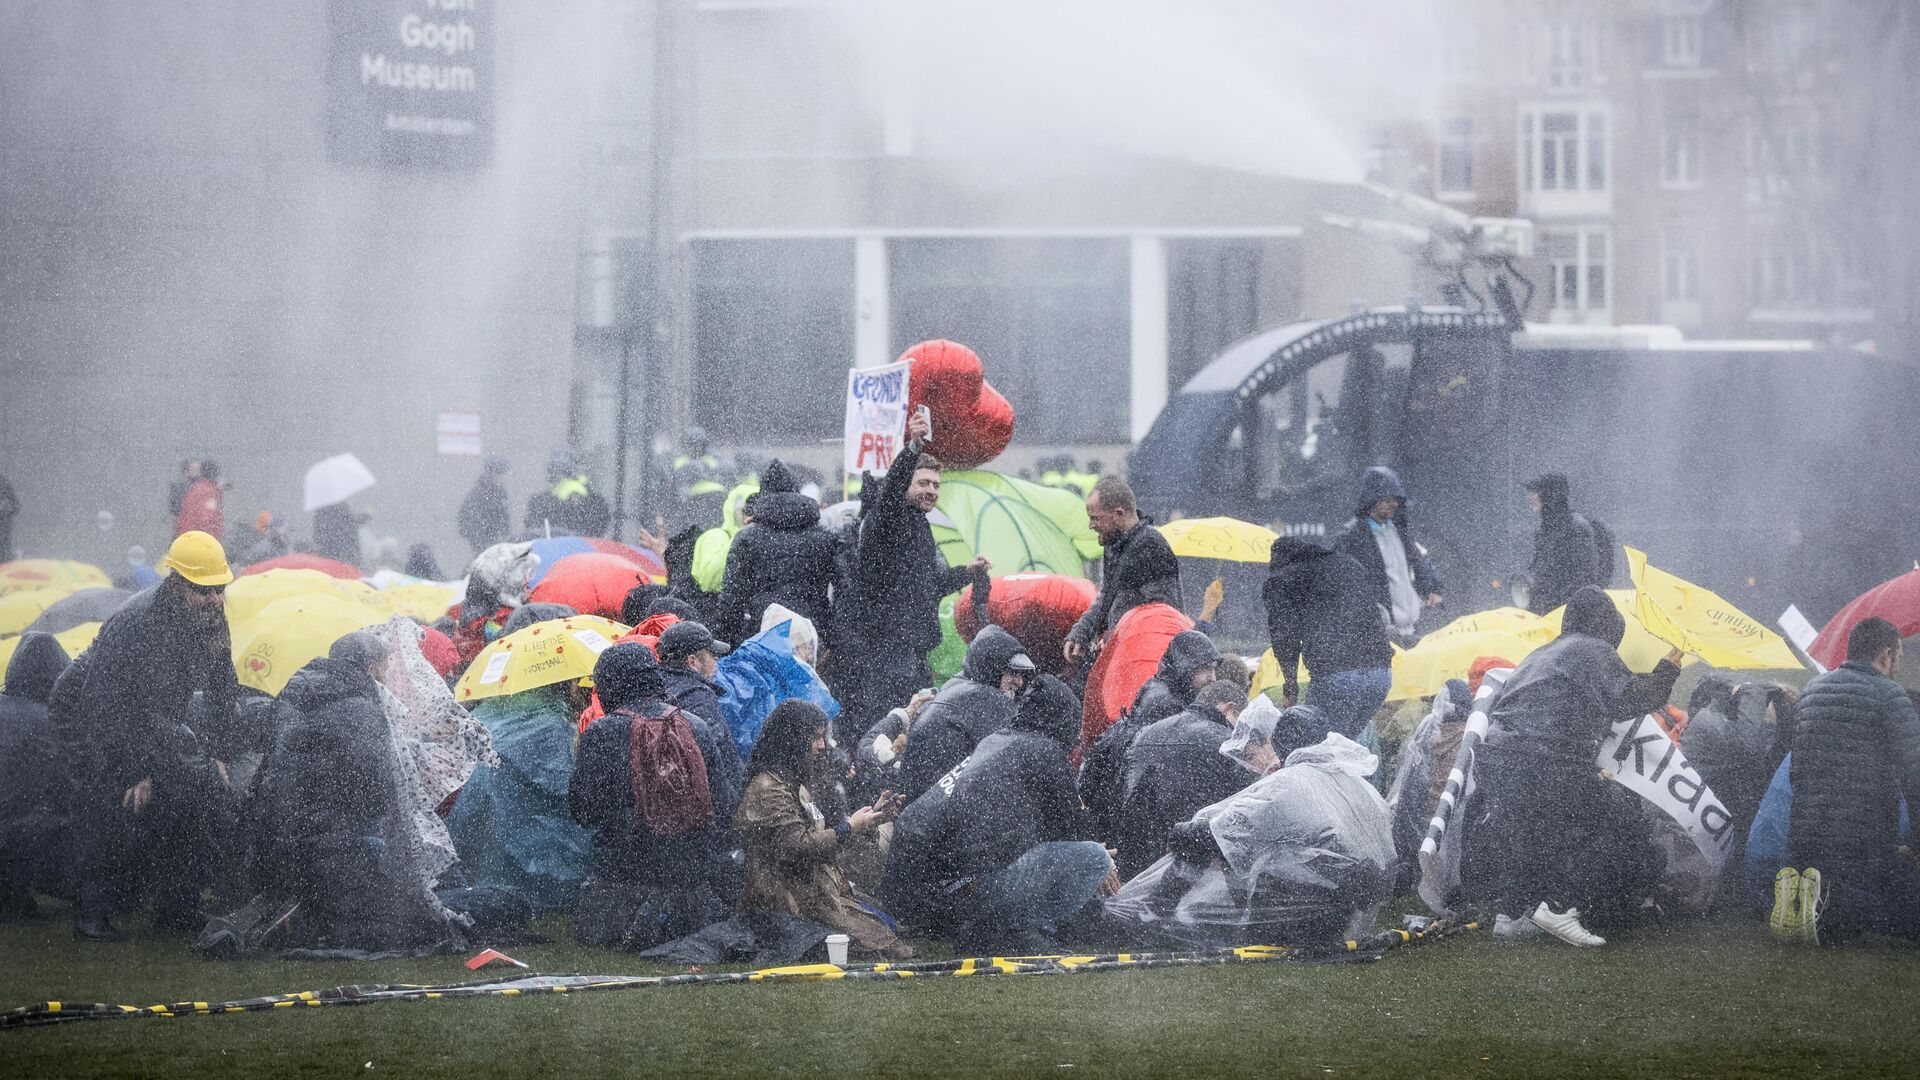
[66,530,244,942]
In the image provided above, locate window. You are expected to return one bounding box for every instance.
[1437,117,1474,195]
[1662,229,1699,302]
[1521,108,1608,194]
[690,239,856,440]
[1547,20,1585,89]
[1662,115,1701,187]
[1662,15,1702,66]
[1541,227,1611,317]
[888,238,1130,444]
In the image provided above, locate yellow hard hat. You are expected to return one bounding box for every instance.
[163,530,234,587]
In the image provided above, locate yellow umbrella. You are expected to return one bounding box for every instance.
[1155,517,1280,564]
[0,621,102,676]
[1391,629,1551,701]
[1623,547,1801,670]
[0,560,111,597]
[0,586,84,636]
[375,582,463,622]
[231,595,389,696]
[455,615,629,704]
[227,569,378,625]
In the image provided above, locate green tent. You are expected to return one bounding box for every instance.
[931,470,1102,578]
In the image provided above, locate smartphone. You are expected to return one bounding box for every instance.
[916,403,933,443]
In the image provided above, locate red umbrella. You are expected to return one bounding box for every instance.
[1077,601,1193,761]
[238,553,363,580]
[1809,568,1920,668]
[527,553,647,620]
[954,573,1097,677]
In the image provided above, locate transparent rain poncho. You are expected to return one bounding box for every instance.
[1105,733,1395,947]
[369,616,498,882]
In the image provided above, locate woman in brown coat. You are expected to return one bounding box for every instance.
[736,701,913,959]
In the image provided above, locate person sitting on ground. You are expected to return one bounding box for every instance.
[570,644,731,949]
[1114,680,1251,879]
[854,689,937,809]
[736,700,912,961]
[882,675,1114,954]
[657,620,746,901]
[1460,586,1683,948]
[714,460,843,648]
[1063,478,1181,666]
[0,633,73,918]
[1105,733,1395,948]
[1080,630,1221,843]
[1782,617,1920,944]
[897,626,1034,799]
[1218,700,1322,777]
[253,632,464,957]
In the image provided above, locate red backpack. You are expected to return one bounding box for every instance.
[620,706,714,838]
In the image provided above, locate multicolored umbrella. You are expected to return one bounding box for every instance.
[525,537,665,585]
[526,553,650,620]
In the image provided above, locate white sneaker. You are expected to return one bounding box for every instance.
[1492,913,1544,940]
[1529,902,1605,947]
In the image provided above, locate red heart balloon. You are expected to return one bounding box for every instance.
[898,339,1015,469]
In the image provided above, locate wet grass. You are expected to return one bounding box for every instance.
[4,911,1920,1078]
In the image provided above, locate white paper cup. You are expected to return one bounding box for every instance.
[824,933,850,966]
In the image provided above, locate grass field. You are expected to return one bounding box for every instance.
[5,911,1920,1078]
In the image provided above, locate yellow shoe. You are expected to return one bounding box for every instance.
[1796,868,1825,945]
[1770,867,1803,942]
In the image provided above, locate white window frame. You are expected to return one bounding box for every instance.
[1661,229,1699,302]
[1663,14,1702,67]
[1436,116,1475,198]
[1518,104,1611,214]
[1541,226,1612,322]
[1661,115,1702,188]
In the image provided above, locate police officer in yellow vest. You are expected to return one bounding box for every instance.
[524,449,612,538]
[670,427,728,532]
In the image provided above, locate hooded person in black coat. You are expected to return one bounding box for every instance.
[1524,474,1604,615]
[714,460,844,648]
[1461,586,1682,943]
[0,634,72,916]
[1079,630,1221,844]
[826,412,989,744]
[256,632,460,956]
[1263,537,1396,739]
[1787,617,1920,940]
[882,675,1111,952]
[570,643,732,949]
[1331,467,1441,641]
[1114,679,1250,878]
[897,626,1035,800]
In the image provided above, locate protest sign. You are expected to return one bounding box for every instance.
[1596,713,1735,870]
[843,361,913,476]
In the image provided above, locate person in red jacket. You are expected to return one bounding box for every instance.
[173,460,225,540]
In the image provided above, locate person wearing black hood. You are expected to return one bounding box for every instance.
[457,456,514,557]
[570,643,732,949]
[714,459,843,647]
[1523,473,1607,615]
[1263,537,1396,741]
[1113,679,1249,878]
[1063,479,1181,665]
[1331,466,1441,643]
[1462,586,1683,947]
[0,634,73,917]
[883,675,1113,953]
[897,626,1035,800]
[68,531,242,942]
[255,632,460,955]
[1078,630,1221,844]
[828,409,990,744]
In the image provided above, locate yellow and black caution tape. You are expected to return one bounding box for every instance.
[2,919,1477,1030]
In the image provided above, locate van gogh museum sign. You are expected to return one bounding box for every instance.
[329,0,494,167]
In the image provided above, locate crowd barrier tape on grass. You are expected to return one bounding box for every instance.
[1,919,1478,1030]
